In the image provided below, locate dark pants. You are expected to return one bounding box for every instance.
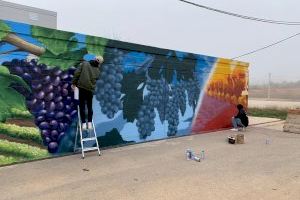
[79,88,93,123]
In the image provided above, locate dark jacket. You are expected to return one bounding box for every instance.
[235,108,249,127]
[72,60,101,92]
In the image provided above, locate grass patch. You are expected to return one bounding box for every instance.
[248,107,288,120]
[0,139,49,160]
[9,108,33,119]
[0,123,42,144]
[0,108,33,123]
[0,155,19,165]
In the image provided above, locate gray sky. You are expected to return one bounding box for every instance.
[6,0,300,84]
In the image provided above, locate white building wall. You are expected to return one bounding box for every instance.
[0,0,57,29]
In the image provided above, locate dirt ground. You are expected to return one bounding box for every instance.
[249,87,300,101]
[5,118,35,127]
[0,118,299,200]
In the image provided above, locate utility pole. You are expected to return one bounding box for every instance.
[267,73,271,100]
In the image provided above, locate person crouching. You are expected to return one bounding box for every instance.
[231,104,249,131]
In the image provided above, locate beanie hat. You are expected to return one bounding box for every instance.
[95,55,104,64]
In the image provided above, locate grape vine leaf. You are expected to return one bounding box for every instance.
[0,20,10,40]
[31,26,76,56]
[175,53,196,81]
[0,66,31,92]
[148,51,196,83]
[86,36,108,56]
[38,49,87,70]
[0,66,29,122]
[67,37,78,50]
[97,128,133,148]
[121,73,145,122]
[142,55,161,80]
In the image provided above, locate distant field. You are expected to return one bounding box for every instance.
[248,108,287,120]
[249,87,300,101]
[248,99,300,109]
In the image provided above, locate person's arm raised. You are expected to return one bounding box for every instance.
[72,62,83,89]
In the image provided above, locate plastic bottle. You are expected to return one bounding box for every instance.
[201,150,205,160]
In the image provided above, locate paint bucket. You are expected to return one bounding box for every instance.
[236,134,244,144]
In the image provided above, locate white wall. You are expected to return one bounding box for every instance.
[0,0,56,28]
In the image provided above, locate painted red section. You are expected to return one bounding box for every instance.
[192,94,237,133]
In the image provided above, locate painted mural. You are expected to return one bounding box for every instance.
[0,20,249,166]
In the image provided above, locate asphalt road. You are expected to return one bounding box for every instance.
[1,121,299,200]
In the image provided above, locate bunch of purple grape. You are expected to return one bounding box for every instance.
[186,78,200,111]
[3,59,78,153]
[136,95,156,139]
[95,48,124,119]
[145,77,169,123]
[166,91,180,137]
[172,82,186,116]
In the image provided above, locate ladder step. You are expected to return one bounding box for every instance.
[74,106,100,157]
[83,147,99,152]
[82,137,97,142]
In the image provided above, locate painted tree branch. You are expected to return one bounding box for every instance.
[3,33,45,56]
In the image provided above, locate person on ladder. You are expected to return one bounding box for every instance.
[71,56,104,130]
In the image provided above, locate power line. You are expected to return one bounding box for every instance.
[179,0,300,25]
[178,0,300,59]
[232,32,300,59]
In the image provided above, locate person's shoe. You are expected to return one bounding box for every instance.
[82,123,87,130]
[230,128,238,131]
[87,122,93,130]
[242,127,246,131]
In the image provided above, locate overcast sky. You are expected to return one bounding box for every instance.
[6,0,300,84]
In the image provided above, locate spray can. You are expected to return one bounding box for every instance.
[193,156,201,162]
[186,149,192,160]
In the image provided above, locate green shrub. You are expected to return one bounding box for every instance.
[0,155,19,165]
[0,139,49,159]
[0,123,42,144]
[9,108,33,119]
[0,109,32,123]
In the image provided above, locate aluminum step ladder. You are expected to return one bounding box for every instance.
[74,106,101,158]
